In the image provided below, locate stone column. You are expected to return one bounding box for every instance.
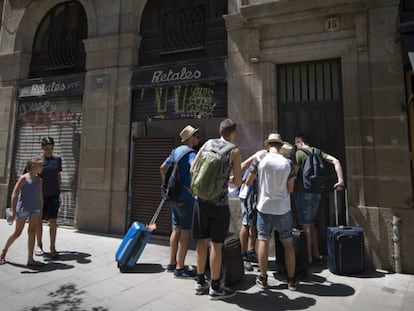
[0,51,31,208]
[76,33,139,234]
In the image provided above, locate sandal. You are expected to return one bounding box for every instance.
[27,260,45,267]
[35,247,44,256]
[50,251,59,259]
[0,255,5,265]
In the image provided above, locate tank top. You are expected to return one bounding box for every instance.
[16,175,41,213]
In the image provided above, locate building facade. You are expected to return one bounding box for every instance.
[0,0,413,273]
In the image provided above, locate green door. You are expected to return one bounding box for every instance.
[277,58,347,253]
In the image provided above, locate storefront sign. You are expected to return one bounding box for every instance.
[132,59,226,87]
[18,76,85,98]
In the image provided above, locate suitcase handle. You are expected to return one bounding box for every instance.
[149,198,166,226]
[334,188,349,226]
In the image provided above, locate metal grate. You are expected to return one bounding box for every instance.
[161,4,206,53]
[278,61,340,104]
[47,30,80,68]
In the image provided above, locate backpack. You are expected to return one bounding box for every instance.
[190,140,235,202]
[161,148,193,201]
[300,148,329,192]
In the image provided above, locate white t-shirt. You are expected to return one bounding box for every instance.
[250,152,295,215]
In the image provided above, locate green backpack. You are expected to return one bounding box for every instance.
[191,140,236,202]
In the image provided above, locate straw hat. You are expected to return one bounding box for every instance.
[280,142,293,158]
[179,125,199,142]
[264,133,285,146]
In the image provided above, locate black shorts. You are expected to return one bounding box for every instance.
[42,195,60,220]
[192,199,230,243]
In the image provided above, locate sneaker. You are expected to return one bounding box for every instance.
[174,268,196,279]
[209,287,236,300]
[164,263,176,272]
[256,274,268,289]
[243,260,253,271]
[246,250,258,263]
[288,278,297,291]
[194,282,210,295]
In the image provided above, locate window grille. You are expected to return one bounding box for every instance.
[161,4,206,53]
[30,1,87,77]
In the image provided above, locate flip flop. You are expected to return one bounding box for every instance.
[35,248,44,256]
[0,256,5,265]
[27,260,45,267]
[50,252,59,259]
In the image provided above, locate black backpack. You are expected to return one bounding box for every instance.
[161,148,193,200]
[300,148,329,192]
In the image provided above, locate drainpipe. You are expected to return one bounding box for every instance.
[392,215,402,273]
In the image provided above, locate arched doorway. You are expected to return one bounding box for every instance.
[10,1,87,227]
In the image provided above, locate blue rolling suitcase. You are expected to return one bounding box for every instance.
[115,199,165,272]
[327,190,365,275]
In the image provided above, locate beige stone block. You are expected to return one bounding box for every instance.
[376,179,413,209]
[110,191,128,234]
[363,177,380,207]
[371,87,405,117]
[373,118,409,147]
[76,189,111,233]
[81,127,108,148]
[369,60,405,91]
[344,118,362,146]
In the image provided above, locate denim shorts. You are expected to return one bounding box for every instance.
[170,199,194,231]
[16,209,41,220]
[256,210,293,242]
[295,192,321,225]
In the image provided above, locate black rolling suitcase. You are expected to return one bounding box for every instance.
[115,199,165,272]
[222,233,245,285]
[274,228,309,280]
[327,190,365,275]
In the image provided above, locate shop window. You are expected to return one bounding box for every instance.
[30,1,87,78]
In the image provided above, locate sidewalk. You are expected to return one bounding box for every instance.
[0,220,413,311]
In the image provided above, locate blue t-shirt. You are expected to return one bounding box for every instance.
[165,145,195,201]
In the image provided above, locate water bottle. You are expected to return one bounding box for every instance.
[5,208,13,225]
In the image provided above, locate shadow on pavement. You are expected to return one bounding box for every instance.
[7,261,75,274]
[117,263,165,273]
[273,272,355,297]
[42,251,92,264]
[226,291,316,311]
[23,283,108,311]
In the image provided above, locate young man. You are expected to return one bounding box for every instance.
[191,119,242,300]
[245,133,297,290]
[160,125,200,278]
[238,150,267,271]
[35,137,62,258]
[294,134,345,265]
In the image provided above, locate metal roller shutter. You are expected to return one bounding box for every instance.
[130,138,174,236]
